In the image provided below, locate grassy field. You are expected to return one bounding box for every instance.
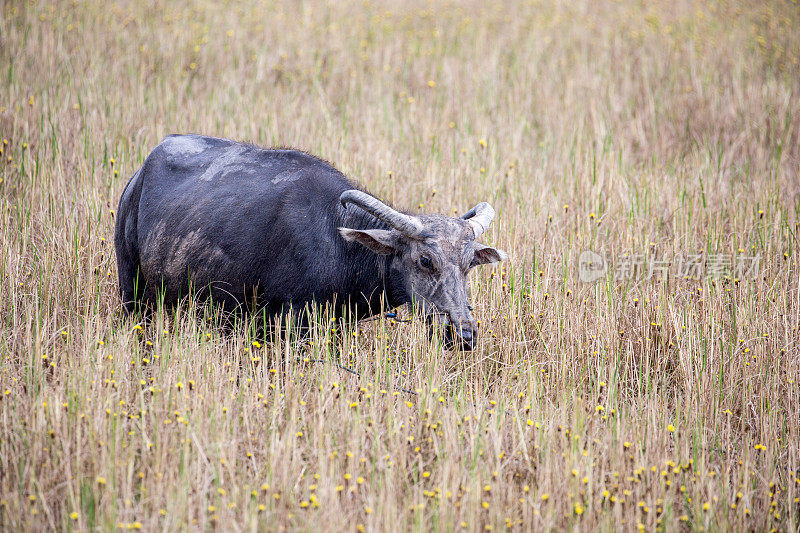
[1,0,799,531]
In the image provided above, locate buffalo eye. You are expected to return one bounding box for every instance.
[419,255,434,270]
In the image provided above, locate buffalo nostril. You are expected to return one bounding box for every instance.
[459,328,476,350]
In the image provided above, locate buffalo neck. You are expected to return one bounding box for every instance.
[338,204,409,315]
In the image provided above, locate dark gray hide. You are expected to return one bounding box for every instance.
[115,134,506,349]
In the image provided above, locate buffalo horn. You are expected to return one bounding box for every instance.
[461,202,496,238]
[340,190,425,238]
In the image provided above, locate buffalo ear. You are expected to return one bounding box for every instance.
[339,228,397,255]
[470,242,507,268]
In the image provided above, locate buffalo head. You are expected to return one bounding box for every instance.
[339,190,506,350]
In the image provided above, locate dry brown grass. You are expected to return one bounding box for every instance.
[1,0,799,531]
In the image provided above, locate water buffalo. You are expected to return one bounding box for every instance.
[115,134,506,349]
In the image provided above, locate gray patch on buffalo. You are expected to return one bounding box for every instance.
[271,167,304,185]
[198,145,249,181]
[161,135,209,156]
[142,222,228,281]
